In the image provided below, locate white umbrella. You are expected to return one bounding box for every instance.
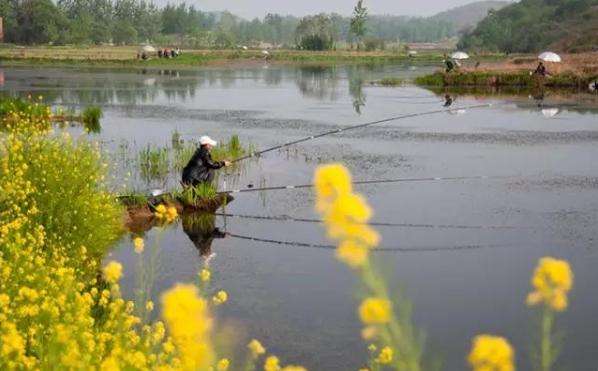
[538,52,561,63]
[589,81,597,92]
[541,108,560,118]
[451,51,470,60]
[261,50,270,56]
[142,45,156,53]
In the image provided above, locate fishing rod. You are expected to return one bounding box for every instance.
[224,175,506,194]
[231,103,494,163]
[215,212,520,230]
[227,232,522,253]
[116,174,507,201]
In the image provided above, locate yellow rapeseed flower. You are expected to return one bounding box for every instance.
[359,298,392,325]
[526,257,573,312]
[281,367,307,371]
[212,290,228,305]
[161,284,214,370]
[468,335,514,371]
[199,268,211,283]
[314,163,352,213]
[154,204,178,223]
[264,356,280,371]
[145,301,154,312]
[133,237,144,254]
[216,358,230,371]
[248,339,266,357]
[336,240,369,268]
[103,261,123,284]
[376,346,393,364]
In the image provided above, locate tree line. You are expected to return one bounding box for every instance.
[458,0,598,52]
[0,0,457,48]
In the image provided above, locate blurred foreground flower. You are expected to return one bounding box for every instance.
[161,284,214,370]
[468,335,514,371]
[526,257,573,311]
[103,261,123,284]
[526,257,573,371]
[133,237,144,254]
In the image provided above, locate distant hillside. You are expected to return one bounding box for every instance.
[458,0,598,52]
[431,1,510,33]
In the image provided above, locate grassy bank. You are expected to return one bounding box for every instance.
[413,70,597,88]
[0,45,507,67]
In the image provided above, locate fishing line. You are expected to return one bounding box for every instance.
[215,212,519,230]
[225,175,506,194]
[231,103,494,163]
[228,232,522,253]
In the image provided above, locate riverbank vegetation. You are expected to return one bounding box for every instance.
[0,96,103,133]
[0,98,303,370]
[0,46,466,66]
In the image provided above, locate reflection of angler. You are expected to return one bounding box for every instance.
[443,94,453,107]
[182,213,228,260]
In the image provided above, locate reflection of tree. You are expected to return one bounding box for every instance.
[295,65,339,100]
[347,65,366,114]
[182,213,227,259]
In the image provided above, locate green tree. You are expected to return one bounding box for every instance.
[295,14,337,50]
[11,0,68,44]
[350,0,368,49]
[113,20,138,44]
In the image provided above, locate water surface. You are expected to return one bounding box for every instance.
[2,63,598,370]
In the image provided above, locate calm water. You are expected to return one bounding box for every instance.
[2,64,598,370]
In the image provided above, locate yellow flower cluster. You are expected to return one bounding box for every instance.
[133,237,145,254]
[0,105,182,370]
[376,346,393,364]
[468,335,514,371]
[526,257,573,312]
[359,298,392,325]
[212,290,228,305]
[248,339,266,357]
[103,261,123,284]
[154,204,179,223]
[314,164,379,268]
[199,268,211,283]
[161,284,215,370]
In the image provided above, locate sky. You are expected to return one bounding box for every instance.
[152,0,490,20]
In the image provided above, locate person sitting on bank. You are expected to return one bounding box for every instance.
[182,136,231,187]
[444,55,455,73]
[534,61,547,77]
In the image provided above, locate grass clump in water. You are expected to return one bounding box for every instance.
[374,77,406,86]
[81,106,102,133]
[138,145,170,182]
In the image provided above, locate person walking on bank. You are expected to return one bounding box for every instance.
[182,136,231,187]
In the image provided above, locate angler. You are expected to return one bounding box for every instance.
[182,136,232,187]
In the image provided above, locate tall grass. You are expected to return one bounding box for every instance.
[138,145,170,182]
[81,106,102,133]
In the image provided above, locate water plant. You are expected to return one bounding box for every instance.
[81,106,102,133]
[138,145,170,182]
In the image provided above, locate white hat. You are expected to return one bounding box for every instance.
[199,136,217,146]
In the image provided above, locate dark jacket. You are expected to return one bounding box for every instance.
[182,145,224,185]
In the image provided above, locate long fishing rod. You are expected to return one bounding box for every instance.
[116,174,506,200]
[224,175,505,194]
[215,212,519,230]
[227,232,522,253]
[231,103,494,163]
